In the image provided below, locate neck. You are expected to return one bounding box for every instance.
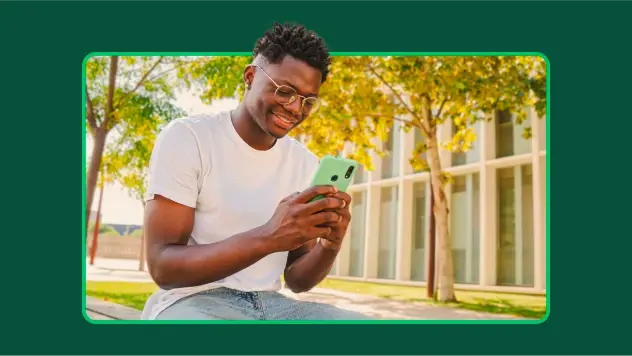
[231,104,277,151]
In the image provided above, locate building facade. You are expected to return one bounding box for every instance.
[304,108,547,294]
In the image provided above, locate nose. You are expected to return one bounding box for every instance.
[284,97,303,117]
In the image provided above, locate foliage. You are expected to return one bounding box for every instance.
[185,54,547,302]
[87,221,119,235]
[183,55,546,168]
[85,56,193,224]
[102,98,185,203]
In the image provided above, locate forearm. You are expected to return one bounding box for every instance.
[284,241,338,293]
[148,226,274,290]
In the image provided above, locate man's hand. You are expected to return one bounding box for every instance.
[318,191,352,251]
[263,185,345,252]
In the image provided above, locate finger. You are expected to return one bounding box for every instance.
[306,211,340,226]
[320,233,343,244]
[302,196,345,215]
[330,192,352,208]
[303,226,331,240]
[337,209,351,222]
[293,185,338,204]
[326,210,350,228]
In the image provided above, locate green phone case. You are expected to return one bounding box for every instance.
[309,155,359,201]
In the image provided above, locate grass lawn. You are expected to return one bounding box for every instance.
[86,281,158,311]
[318,279,546,319]
[86,279,546,319]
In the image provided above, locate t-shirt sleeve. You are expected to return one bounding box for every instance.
[144,121,201,208]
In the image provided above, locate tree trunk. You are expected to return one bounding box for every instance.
[86,56,119,238]
[85,130,106,239]
[138,201,146,272]
[422,101,457,303]
[89,176,105,265]
[426,181,436,300]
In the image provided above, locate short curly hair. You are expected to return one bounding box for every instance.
[253,22,331,83]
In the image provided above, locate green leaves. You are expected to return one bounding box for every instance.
[177,55,546,177]
[86,55,190,205]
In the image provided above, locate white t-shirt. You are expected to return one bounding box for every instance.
[140,110,319,319]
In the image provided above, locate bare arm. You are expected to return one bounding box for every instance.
[284,240,338,293]
[144,195,275,290]
[283,192,351,293]
[145,186,339,290]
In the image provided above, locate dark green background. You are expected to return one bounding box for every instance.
[0,1,629,354]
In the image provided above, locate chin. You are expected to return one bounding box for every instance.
[265,112,297,139]
[267,125,291,139]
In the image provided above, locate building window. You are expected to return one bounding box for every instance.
[538,114,546,151]
[353,163,368,184]
[496,110,531,158]
[410,181,427,281]
[381,123,401,179]
[348,191,367,277]
[496,165,534,287]
[378,186,398,279]
[449,173,480,284]
[452,121,481,167]
[496,110,514,158]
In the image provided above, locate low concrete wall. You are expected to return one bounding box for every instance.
[86,234,142,260]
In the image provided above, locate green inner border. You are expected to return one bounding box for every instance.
[82,51,550,325]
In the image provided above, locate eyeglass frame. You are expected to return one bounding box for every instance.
[251,64,321,114]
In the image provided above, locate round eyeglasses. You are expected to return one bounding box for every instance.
[253,64,321,114]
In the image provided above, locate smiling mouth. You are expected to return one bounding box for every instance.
[271,112,298,129]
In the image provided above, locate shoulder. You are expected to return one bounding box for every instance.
[282,136,319,168]
[160,111,226,138]
[155,111,228,150]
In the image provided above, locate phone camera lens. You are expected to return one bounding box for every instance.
[344,166,355,179]
[331,175,339,182]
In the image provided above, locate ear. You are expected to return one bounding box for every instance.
[243,65,255,90]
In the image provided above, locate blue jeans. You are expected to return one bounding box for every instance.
[155,287,373,320]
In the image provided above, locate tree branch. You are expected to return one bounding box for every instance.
[420,95,434,136]
[85,88,97,135]
[366,64,432,137]
[144,59,195,85]
[367,65,421,122]
[102,56,119,131]
[436,97,448,119]
[116,56,164,106]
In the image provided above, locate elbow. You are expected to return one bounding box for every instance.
[287,283,310,294]
[284,276,313,294]
[148,262,172,290]
[147,255,179,290]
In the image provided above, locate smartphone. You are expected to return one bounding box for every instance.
[309,155,359,202]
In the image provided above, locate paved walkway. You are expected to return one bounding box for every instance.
[85,258,524,320]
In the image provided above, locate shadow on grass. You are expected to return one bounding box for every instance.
[451,299,545,319]
[87,291,150,311]
[87,289,545,320]
[405,296,545,319]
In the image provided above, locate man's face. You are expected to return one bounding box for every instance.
[244,56,322,139]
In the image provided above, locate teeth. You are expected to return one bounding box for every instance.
[275,114,295,124]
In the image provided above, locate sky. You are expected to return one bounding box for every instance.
[86,90,239,225]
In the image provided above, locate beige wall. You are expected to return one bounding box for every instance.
[86,234,142,260]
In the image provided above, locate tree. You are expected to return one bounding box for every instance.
[185,55,547,302]
[85,56,192,236]
[101,101,184,271]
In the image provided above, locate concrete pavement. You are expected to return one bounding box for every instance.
[84,258,525,320]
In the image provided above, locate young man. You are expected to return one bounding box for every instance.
[140,23,371,320]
